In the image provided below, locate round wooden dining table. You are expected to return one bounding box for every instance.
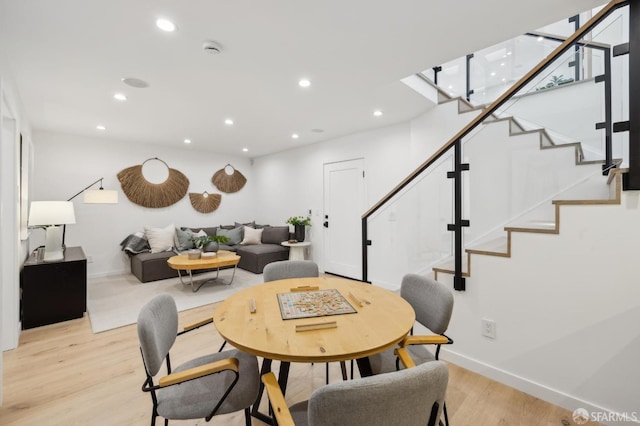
[213,275,415,422]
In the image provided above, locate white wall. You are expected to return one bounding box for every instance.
[252,121,414,273]
[31,130,257,278]
[439,192,640,425]
[0,54,33,403]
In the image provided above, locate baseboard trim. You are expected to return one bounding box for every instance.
[87,269,129,279]
[441,349,640,426]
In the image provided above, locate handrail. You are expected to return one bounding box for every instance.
[361,0,628,284]
[362,0,626,221]
[525,30,611,51]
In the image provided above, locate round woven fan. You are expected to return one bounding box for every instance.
[117,158,189,208]
[189,191,222,214]
[212,164,246,193]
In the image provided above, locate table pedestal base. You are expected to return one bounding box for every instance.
[252,358,291,424]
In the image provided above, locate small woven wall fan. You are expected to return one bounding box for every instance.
[189,191,222,213]
[212,164,246,193]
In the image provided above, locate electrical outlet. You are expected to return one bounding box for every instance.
[87,256,93,263]
[482,318,496,339]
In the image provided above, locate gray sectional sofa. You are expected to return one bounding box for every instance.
[122,223,291,282]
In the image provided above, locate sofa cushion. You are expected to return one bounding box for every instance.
[262,226,289,245]
[235,221,255,229]
[133,251,175,262]
[144,224,175,253]
[174,228,195,250]
[184,226,217,236]
[217,227,243,245]
[237,244,289,274]
[241,226,263,245]
[237,244,288,255]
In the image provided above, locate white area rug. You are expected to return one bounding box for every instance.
[87,268,264,333]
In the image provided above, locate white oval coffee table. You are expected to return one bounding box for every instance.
[167,250,240,292]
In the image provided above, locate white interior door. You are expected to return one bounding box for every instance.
[323,159,365,280]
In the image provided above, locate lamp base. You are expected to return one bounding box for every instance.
[43,226,64,262]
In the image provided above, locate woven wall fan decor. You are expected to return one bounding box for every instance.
[117,158,189,208]
[189,191,222,213]
[212,164,246,193]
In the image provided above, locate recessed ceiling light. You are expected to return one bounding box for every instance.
[225,118,234,125]
[113,93,127,101]
[96,125,106,131]
[490,72,496,76]
[298,79,311,88]
[292,133,299,139]
[184,139,191,144]
[537,36,544,42]
[156,18,176,32]
[373,110,383,117]
[122,77,149,88]
[500,62,505,67]
[242,148,249,152]
[507,51,513,56]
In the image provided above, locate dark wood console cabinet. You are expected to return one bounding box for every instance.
[21,246,87,329]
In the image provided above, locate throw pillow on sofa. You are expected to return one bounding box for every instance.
[174,228,195,250]
[235,221,255,229]
[262,226,290,244]
[144,224,175,253]
[241,226,263,245]
[217,227,243,245]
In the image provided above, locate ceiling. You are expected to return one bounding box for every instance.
[0,0,607,157]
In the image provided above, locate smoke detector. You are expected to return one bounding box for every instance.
[202,41,223,55]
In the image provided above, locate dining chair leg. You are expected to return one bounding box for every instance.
[325,363,330,385]
[244,407,251,426]
[340,361,348,381]
[442,401,450,426]
[218,341,227,352]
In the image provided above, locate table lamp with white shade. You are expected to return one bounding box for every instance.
[27,201,76,262]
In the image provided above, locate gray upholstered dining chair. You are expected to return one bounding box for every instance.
[263,260,319,282]
[137,293,260,426]
[262,260,348,383]
[368,273,454,425]
[262,348,449,426]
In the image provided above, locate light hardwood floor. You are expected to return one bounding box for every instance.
[0,303,591,425]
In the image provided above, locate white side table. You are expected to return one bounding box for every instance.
[281,241,311,261]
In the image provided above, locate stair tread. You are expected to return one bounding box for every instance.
[505,220,556,230]
[432,256,469,274]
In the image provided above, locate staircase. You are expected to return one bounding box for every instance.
[362,1,639,420]
[425,92,624,280]
[433,165,623,280]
